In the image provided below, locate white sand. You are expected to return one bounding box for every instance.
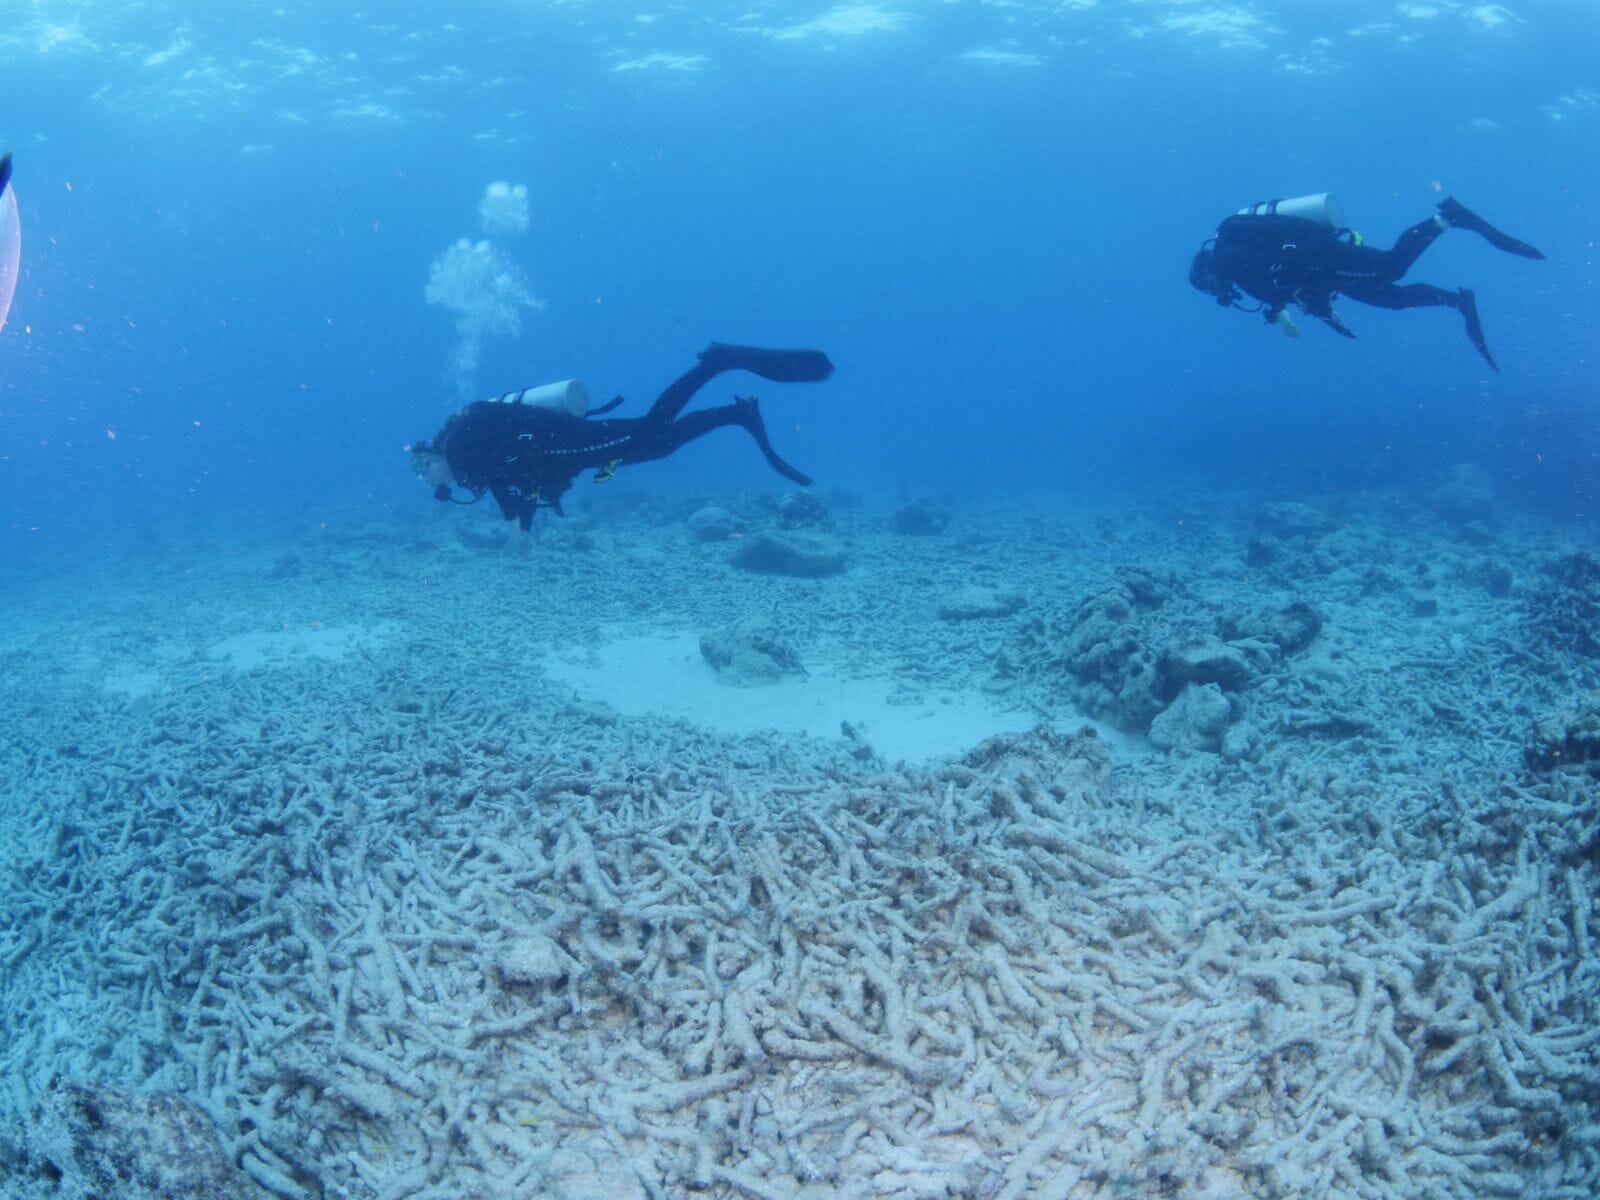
[207,620,401,671]
[540,629,1044,763]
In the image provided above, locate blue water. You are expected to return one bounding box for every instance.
[1,2,1596,550]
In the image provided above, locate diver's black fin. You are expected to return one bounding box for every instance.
[736,395,812,486]
[0,153,11,198]
[1318,306,1358,339]
[700,342,835,384]
[1438,197,1545,260]
[1457,289,1499,373]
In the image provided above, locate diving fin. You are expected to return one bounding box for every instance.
[0,152,11,198]
[1304,294,1356,339]
[700,342,835,384]
[1321,307,1357,339]
[1457,288,1498,373]
[736,395,812,486]
[1438,197,1545,260]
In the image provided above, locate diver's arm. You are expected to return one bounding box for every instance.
[1267,307,1301,338]
[488,481,528,522]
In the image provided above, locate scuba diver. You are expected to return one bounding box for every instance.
[1188,193,1544,371]
[410,341,834,530]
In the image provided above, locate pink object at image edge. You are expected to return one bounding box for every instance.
[0,187,20,334]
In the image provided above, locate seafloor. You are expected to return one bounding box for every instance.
[2,475,1598,1200]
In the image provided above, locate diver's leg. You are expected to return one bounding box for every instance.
[1346,281,1497,372]
[614,407,723,468]
[1341,281,1459,311]
[624,399,812,485]
[1373,217,1448,280]
[1438,197,1544,259]
[642,359,722,427]
[644,343,835,426]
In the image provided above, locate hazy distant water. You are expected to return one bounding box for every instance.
[1,1,1595,554]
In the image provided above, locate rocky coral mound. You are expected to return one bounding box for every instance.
[686,506,738,542]
[6,1083,247,1200]
[730,530,849,577]
[890,498,950,536]
[937,584,1027,622]
[1045,569,1324,754]
[1527,551,1600,659]
[699,620,807,686]
[1526,691,1600,773]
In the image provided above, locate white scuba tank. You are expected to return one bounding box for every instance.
[1237,192,1345,229]
[488,379,589,416]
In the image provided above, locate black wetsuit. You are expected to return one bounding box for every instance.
[430,343,832,529]
[1210,212,1460,334]
[1198,195,1548,370]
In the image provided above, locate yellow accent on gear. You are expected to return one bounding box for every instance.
[594,458,621,484]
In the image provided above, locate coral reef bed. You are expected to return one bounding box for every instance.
[1,485,1597,1199]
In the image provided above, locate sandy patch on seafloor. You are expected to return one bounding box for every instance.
[100,669,163,698]
[96,624,403,695]
[541,628,1092,763]
[207,620,401,671]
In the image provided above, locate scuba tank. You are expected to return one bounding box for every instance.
[489,379,589,416]
[1237,192,1345,230]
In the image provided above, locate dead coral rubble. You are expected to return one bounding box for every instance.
[5,674,1594,1200]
